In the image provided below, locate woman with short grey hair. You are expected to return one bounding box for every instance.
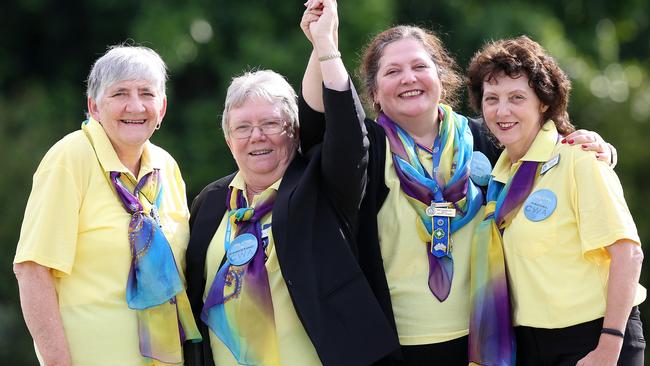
[183,4,399,364]
[14,45,200,366]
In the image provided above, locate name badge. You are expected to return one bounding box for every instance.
[540,154,560,175]
[524,189,557,222]
[425,202,457,218]
[227,233,258,266]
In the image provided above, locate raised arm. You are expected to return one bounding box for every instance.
[302,0,369,221]
[300,0,329,112]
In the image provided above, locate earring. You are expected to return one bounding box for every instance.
[155,122,161,130]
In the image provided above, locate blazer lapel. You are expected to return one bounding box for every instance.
[273,156,306,264]
[186,179,232,315]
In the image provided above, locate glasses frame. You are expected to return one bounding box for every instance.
[228,120,289,139]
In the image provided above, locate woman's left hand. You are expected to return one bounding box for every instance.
[575,335,623,366]
[562,129,617,167]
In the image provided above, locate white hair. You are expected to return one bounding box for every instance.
[221,69,299,138]
[86,44,168,102]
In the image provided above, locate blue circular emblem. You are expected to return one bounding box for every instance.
[470,151,492,187]
[523,189,557,222]
[227,233,258,266]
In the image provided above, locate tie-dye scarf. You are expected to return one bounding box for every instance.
[377,104,483,301]
[110,171,201,364]
[469,161,541,365]
[202,186,280,366]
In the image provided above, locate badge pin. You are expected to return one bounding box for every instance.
[540,154,560,175]
[227,233,259,266]
[523,189,557,222]
[470,151,492,187]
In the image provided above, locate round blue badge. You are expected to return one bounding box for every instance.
[470,151,492,187]
[227,233,259,266]
[523,189,557,222]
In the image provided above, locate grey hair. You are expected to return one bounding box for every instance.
[86,45,168,102]
[221,70,299,138]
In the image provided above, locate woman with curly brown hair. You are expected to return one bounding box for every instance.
[467,35,645,366]
[300,2,617,365]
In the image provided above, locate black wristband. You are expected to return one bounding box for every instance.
[601,327,625,338]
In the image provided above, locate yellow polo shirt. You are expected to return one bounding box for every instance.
[14,118,190,366]
[204,173,321,365]
[378,141,484,345]
[493,121,645,328]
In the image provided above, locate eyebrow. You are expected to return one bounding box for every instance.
[231,117,284,125]
[109,86,156,93]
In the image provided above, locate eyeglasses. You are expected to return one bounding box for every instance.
[229,120,288,139]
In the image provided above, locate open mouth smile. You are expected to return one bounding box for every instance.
[249,149,273,156]
[399,90,424,98]
[121,119,147,124]
[497,122,517,129]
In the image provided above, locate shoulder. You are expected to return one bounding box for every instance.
[147,142,182,172]
[193,172,237,206]
[365,118,386,151]
[554,143,619,185]
[36,129,95,175]
[556,142,595,165]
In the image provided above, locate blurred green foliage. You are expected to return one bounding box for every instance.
[1,0,648,364]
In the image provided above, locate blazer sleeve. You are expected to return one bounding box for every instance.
[298,91,327,154]
[319,81,370,224]
[468,116,502,165]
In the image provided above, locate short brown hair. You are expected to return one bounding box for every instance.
[359,25,463,113]
[466,35,575,135]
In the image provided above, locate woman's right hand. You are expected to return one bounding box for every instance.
[300,2,323,47]
[305,0,338,52]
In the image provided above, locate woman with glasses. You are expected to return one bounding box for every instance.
[182,6,399,365]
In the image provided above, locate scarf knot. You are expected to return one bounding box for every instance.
[110,170,201,364]
[202,186,280,366]
[377,104,485,302]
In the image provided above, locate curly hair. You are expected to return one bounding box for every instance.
[359,25,463,113]
[466,35,575,135]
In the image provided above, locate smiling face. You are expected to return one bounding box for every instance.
[482,73,548,161]
[374,38,442,126]
[88,79,166,158]
[226,97,298,189]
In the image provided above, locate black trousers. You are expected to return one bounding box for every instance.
[515,306,645,366]
[375,335,468,366]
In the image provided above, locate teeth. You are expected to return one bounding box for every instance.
[497,122,516,128]
[250,149,272,156]
[122,119,146,124]
[400,90,423,97]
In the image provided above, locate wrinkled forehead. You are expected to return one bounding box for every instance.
[104,78,161,92]
[228,97,284,125]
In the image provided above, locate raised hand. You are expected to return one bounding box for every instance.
[300,2,323,46]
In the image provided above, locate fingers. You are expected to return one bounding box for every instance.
[562,131,616,165]
[580,141,607,154]
[563,129,604,145]
[305,0,324,10]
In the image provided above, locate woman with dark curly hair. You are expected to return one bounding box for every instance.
[467,35,645,366]
[300,2,616,365]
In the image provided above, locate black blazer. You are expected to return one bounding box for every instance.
[184,86,400,366]
[299,100,502,363]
